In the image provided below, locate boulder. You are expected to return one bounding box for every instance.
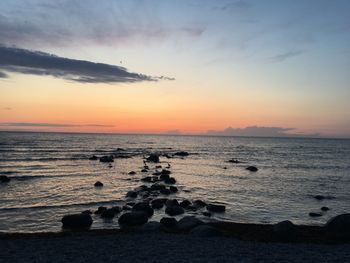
[160,188,171,195]
[61,213,93,229]
[202,211,212,217]
[132,202,154,217]
[165,206,184,216]
[166,199,179,207]
[82,210,92,215]
[174,151,189,157]
[146,154,160,163]
[99,155,114,163]
[321,206,330,211]
[141,169,148,173]
[112,206,121,214]
[325,214,350,237]
[0,175,10,183]
[94,206,107,214]
[273,220,298,239]
[190,225,223,237]
[141,176,152,183]
[164,177,176,184]
[177,216,203,232]
[101,208,116,219]
[151,199,165,209]
[246,166,258,172]
[180,200,191,208]
[118,211,148,226]
[169,186,178,193]
[128,171,136,175]
[193,200,207,208]
[126,191,138,198]
[94,181,103,187]
[122,205,132,211]
[160,217,178,229]
[89,155,98,160]
[206,204,226,213]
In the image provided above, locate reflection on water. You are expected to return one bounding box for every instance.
[0,132,349,232]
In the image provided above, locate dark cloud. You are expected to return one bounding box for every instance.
[268,50,305,62]
[0,46,174,83]
[0,122,114,127]
[207,126,320,137]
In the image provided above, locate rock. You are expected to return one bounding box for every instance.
[160,188,171,195]
[177,216,203,232]
[190,225,223,237]
[141,169,148,173]
[166,199,179,207]
[0,175,10,183]
[169,186,178,193]
[180,200,191,208]
[246,166,258,172]
[128,171,136,175]
[141,221,161,232]
[193,200,207,208]
[112,206,121,214]
[161,169,171,175]
[273,220,298,239]
[313,195,335,201]
[309,212,322,217]
[122,205,132,211]
[99,155,114,163]
[325,214,350,237]
[165,206,184,216]
[126,191,138,198]
[202,211,211,217]
[321,206,330,211]
[118,211,148,226]
[151,199,165,209]
[206,204,226,213]
[150,183,166,191]
[160,217,178,229]
[89,155,98,160]
[164,177,176,184]
[228,159,240,163]
[94,181,103,187]
[61,213,93,229]
[94,206,107,214]
[141,176,152,183]
[146,154,160,163]
[82,210,92,215]
[174,151,189,157]
[155,165,162,169]
[101,208,116,219]
[132,202,154,217]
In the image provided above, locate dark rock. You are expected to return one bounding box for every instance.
[99,155,114,163]
[146,154,160,163]
[150,183,166,191]
[118,211,148,226]
[126,202,136,207]
[141,176,152,183]
[169,186,178,193]
[186,205,198,211]
[273,220,298,239]
[141,169,148,173]
[89,155,98,160]
[151,199,165,209]
[309,212,322,217]
[313,195,335,201]
[164,177,176,184]
[155,165,162,169]
[152,171,161,176]
[112,206,121,214]
[325,213,350,237]
[177,216,203,232]
[82,210,92,215]
[174,151,189,157]
[132,202,154,217]
[0,175,10,183]
[61,213,93,229]
[160,217,178,229]
[193,200,207,208]
[202,211,212,217]
[94,181,103,187]
[246,166,258,172]
[207,204,226,213]
[228,159,241,163]
[141,221,161,232]
[128,171,136,175]
[122,205,132,211]
[180,200,191,208]
[160,188,171,195]
[94,206,107,214]
[101,208,116,219]
[190,225,223,237]
[161,169,171,176]
[166,199,179,207]
[321,206,330,211]
[165,206,184,216]
[126,191,138,198]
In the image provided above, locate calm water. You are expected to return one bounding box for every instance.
[0,132,349,233]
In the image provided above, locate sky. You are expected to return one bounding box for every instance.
[0,0,350,137]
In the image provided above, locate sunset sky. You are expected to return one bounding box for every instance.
[1,0,350,137]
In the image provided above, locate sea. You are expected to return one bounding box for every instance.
[0,131,349,233]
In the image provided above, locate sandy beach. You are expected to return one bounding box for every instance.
[1,229,350,263]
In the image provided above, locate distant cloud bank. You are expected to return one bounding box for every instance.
[207,126,320,137]
[0,46,174,84]
[0,122,114,128]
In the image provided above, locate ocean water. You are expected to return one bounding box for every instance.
[0,131,349,233]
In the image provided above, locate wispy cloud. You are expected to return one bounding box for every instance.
[0,122,114,127]
[207,126,320,137]
[2,107,12,110]
[268,50,305,62]
[0,46,174,83]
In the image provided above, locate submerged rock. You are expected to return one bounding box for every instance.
[99,155,114,163]
[309,212,322,217]
[89,155,98,160]
[0,175,10,183]
[174,151,189,157]
[128,171,136,175]
[146,154,160,163]
[61,213,93,229]
[321,206,330,211]
[94,181,103,187]
[246,166,258,172]
[228,159,241,163]
[126,191,138,198]
[207,204,226,213]
[118,211,148,226]
[313,195,335,201]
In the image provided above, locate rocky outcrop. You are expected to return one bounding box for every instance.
[325,214,350,237]
[118,211,148,226]
[61,213,93,229]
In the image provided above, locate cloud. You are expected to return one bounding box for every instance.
[0,122,114,127]
[0,46,174,83]
[207,126,319,137]
[218,0,251,12]
[268,50,305,62]
[0,71,8,78]
[2,107,12,110]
